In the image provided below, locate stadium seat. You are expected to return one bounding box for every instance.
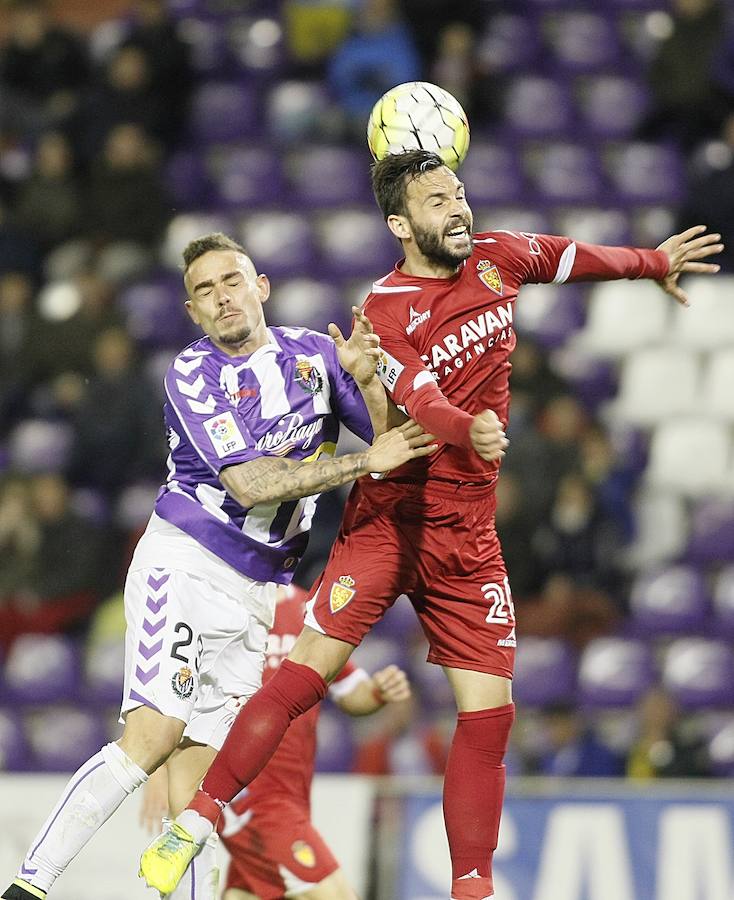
[0,708,29,771]
[240,211,317,278]
[118,272,194,349]
[541,12,621,72]
[645,418,731,498]
[628,564,709,636]
[625,489,689,569]
[712,565,734,636]
[512,282,586,347]
[314,708,354,773]
[524,141,605,203]
[700,348,734,422]
[269,278,345,332]
[189,81,260,143]
[553,207,632,247]
[7,419,73,473]
[477,13,541,73]
[267,81,332,143]
[578,637,655,707]
[708,719,734,776]
[608,346,700,427]
[162,213,234,269]
[576,75,650,137]
[350,635,406,677]
[164,150,211,210]
[460,141,527,205]
[175,16,228,77]
[208,144,285,209]
[668,276,734,350]
[115,483,159,529]
[84,636,125,707]
[570,279,669,357]
[4,634,81,705]
[687,498,734,565]
[474,207,552,236]
[661,639,734,708]
[315,209,397,278]
[23,706,107,772]
[502,76,575,137]
[513,637,577,706]
[284,146,372,208]
[226,14,284,76]
[604,142,685,204]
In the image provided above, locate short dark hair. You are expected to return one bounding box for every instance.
[371,150,446,220]
[182,232,248,273]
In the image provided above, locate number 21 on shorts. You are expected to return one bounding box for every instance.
[482,576,515,624]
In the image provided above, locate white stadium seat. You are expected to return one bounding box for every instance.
[700,349,734,422]
[625,488,688,569]
[572,279,669,357]
[608,346,700,427]
[669,276,734,350]
[646,418,732,498]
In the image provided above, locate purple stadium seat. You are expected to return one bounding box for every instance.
[524,141,605,203]
[0,708,28,771]
[8,420,73,473]
[712,565,734,636]
[578,637,655,707]
[474,207,552,237]
[24,706,107,772]
[553,207,632,247]
[708,719,734,776]
[115,483,159,530]
[553,349,617,410]
[502,76,575,137]
[314,708,354,773]
[687,499,734,565]
[513,638,577,707]
[605,142,685,204]
[477,13,541,73]
[164,151,211,210]
[284,146,371,208]
[628,565,709,636]
[4,635,81,705]
[577,76,650,137]
[226,15,284,77]
[208,144,284,209]
[240,212,316,278]
[542,12,621,72]
[189,81,259,144]
[460,142,526,205]
[315,210,396,278]
[118,272,196,349]
[661,639,734,709]
[513,282,586,348]
[175,16,228,76]
[267,81,332,143]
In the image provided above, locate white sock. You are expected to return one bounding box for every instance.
[177,808,215,844]
[19,742,147,893]
[168,832,219,900]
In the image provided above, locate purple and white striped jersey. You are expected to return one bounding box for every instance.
[155,326,373,584]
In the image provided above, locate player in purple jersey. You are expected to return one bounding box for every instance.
[2,233,435,900]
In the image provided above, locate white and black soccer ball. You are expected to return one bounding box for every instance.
[367,81,470,171]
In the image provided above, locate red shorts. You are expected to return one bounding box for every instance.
[222,800,340,898]
[304,479,516,679]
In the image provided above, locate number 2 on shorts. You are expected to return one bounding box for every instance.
[482,576,515,624]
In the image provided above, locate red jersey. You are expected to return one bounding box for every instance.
[364,230,668,488]
[225,592,366,815]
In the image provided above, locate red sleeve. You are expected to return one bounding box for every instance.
[366,298,474,449]
[488,232,669,285]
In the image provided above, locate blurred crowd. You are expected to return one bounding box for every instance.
[1,0,733,779]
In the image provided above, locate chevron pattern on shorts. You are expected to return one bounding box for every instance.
[134,569,170,689]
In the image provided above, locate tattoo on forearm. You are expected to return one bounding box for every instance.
[224,453,369,505]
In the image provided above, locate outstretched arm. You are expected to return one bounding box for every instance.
[655,225,723,306]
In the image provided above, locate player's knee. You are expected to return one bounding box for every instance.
[118,706,185,773]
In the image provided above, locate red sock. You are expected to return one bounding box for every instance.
[443,703,515,900]
[191,660,327,824]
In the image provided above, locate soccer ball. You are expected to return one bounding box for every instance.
[367,81,470,172]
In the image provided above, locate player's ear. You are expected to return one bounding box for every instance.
[387,214,411,241]
[184,298,200,325]
[256,273,271,304]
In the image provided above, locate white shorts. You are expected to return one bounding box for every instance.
[119,518,276,749]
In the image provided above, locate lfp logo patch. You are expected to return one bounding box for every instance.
[204,411,247,458]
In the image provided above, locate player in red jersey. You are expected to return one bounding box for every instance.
[141,586,410,899]
[140,150,723,900]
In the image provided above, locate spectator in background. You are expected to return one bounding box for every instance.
[534,705,625,777]
[282,0,354,76]
[121,0,194,149]
[67,327,166,495]
[0,270,39,436]
[0,0,89,141]
[637,0,727,150]
[0,200,40,277]
[494,470,544,600]
[0,472,112,649]
[677,112,734,271]
[328,0,420,137]
[627,687,711,778]
[397,0,482,73]
[85,123,169,280]
[13,131,83,254]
